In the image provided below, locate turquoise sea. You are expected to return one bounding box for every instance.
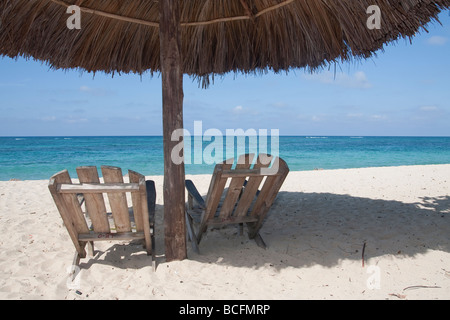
[1,136,450,181]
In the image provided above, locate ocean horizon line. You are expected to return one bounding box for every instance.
[2,135,450,138]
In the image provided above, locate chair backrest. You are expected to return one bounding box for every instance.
[48,166,152,258]
[201,153,289,235]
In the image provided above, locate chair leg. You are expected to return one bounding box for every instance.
[238,223,244,236]
[253,232,267,249]
[246,223,266,249]
[72,250,81,267]
[87,241,94,257]
[69,251,82,282]
[185,212,200,254]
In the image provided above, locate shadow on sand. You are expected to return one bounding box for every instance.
[80,192,449,271]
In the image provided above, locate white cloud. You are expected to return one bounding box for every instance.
[419,105,439,112]
[370,114,387,121]
[303,71,372,89]
[79,85,90,92]
[79,85,109,96]
[65,115,88,123]
[353,72,371,88]
[427,36,448,46]
[39,116,57,122]
[232,105,244,114]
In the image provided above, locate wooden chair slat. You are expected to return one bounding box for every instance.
[48,170,87,258]
[128,170,145,232]
[234,154,272,218]
[53,170,90,235]
[58,183,139,193]
[219,153,254,220]
[101,166,132,233]
[198,163,232,241]
[76,166,110,233]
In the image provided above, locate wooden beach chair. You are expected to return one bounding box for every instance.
[185,154,289,253]
[48,166,156,271]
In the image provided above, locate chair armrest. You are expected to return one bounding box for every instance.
[185,180,206,209]
[146,180,156,224]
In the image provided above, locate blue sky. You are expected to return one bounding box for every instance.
[1,11,449,137]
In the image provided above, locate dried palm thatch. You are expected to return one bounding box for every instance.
[1,0,449,86]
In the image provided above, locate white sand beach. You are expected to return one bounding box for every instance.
[0,164,449,300]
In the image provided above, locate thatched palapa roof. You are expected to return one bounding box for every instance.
[1,0,449,85]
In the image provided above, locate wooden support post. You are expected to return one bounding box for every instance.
[159,0,187,261]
